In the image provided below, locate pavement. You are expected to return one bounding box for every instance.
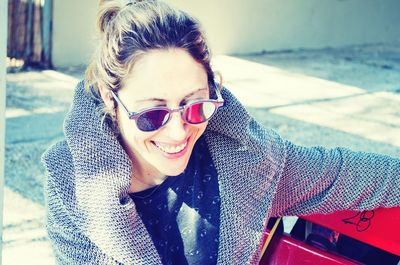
[4,70,77,265]
[3,43,400,264]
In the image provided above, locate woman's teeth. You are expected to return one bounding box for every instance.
[154,141,187,154]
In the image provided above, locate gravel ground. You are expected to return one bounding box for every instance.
[240,42,400,93]
[6,71,76,205]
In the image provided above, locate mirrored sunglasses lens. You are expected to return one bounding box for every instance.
[136,109,170,131]
[185,102,216,124]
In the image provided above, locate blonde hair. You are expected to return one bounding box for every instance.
[85,0,215,132]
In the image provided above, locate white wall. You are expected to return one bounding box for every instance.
[52,0,400,67]
[52,0,98,67]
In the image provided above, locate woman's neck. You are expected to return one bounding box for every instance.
[130,166,166,193]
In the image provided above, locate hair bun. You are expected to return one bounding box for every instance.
[97,1,123,33]
[125,0,148,7]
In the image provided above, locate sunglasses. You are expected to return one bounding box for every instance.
[110,83,224,132]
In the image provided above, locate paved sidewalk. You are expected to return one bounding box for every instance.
[213,55,400,151]
[2,188,54,265]
[3,43,400,264]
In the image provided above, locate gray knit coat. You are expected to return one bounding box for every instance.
[42,81,400,264]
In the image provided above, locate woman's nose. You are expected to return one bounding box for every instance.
[163,111,187,140]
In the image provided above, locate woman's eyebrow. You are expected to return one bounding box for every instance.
[135,88,208,103]
[183,87,208,99]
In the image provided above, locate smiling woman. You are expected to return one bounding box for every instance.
[41,0,400,265]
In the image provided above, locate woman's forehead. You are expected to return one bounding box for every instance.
[134,87,209,103]
[120,49,209,102]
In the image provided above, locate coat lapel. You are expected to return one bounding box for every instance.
[64,82,162,264]
[205,89,285,264]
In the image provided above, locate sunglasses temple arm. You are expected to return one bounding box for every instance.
[110,90,132,117]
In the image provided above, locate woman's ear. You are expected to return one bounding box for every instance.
[98,84,115,110]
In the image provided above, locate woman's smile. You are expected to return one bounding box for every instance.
[152,138,189,155]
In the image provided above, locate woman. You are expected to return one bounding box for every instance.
[42,0,400,264]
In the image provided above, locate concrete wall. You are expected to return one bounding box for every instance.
[52,0,400,67]
[169,0,400,54]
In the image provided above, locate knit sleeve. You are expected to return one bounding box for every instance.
[271,140,400,217]
[42,141,119,265]
[46,221,117,264]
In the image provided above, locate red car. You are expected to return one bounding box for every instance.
[260,207,400,264]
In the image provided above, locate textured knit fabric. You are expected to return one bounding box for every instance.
[130,136,220,265]
[42,81,400,264]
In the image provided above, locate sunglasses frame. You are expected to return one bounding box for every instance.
[110,82,224,132]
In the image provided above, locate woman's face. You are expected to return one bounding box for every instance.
[116,48,209,180]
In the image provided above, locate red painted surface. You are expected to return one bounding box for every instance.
[260,231,361,265]
[301,207,400,256]
[259,208,399,263]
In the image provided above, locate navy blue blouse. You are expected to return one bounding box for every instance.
[130,136,221,265]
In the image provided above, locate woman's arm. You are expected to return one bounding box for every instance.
[271,140,400,217]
